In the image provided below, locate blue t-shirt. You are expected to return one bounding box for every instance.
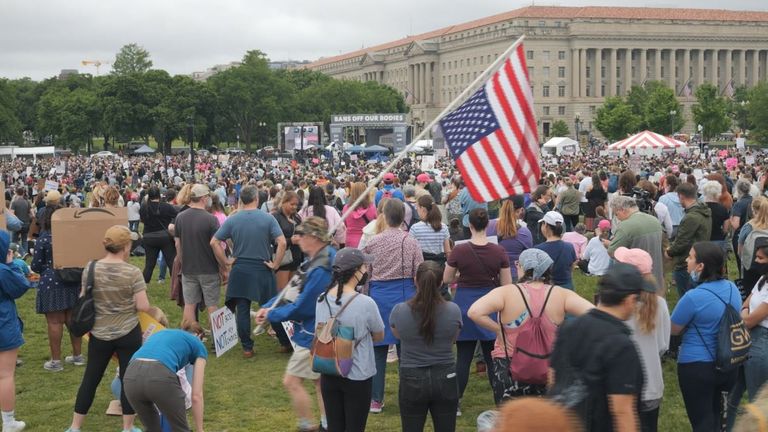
[534,240,576,287]
[374,186,405,207]
[11,259,29,276]
[671,279,742,364]
[214,209,283,260]
[132,330,208,373]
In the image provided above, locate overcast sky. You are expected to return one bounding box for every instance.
[2,0,766,81]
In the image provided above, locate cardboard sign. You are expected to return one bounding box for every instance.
[51,207,128,269]
[421,155,436,171]
[44,180,59,192]
[210,306,238,357]
[138,311,166,343]
[281,322,299,351]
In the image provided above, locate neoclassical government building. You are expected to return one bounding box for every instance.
[307,6,768,139]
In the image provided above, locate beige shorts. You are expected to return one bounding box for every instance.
[285,346,320,380]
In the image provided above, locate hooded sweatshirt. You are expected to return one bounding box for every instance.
[667,202,712,270]
[0,231,31,351]
[342,203,377,248]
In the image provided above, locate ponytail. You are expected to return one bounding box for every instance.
[318,267,359,306]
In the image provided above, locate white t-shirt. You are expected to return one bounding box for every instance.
[127,201,141,221]
[582,236,611,276]
[750,278,768,329]
[626,296,671,402]
[578,176,592,203]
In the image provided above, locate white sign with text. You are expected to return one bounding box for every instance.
[210,307,238,357]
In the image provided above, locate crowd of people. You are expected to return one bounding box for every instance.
[1,145,768,431]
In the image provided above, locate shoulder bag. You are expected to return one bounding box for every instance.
[68,260,97,337]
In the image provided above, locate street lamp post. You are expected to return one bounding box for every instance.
[669,110,677,136]
[187,116,194,177]
[257,122,267,149]
[574,112,581,144]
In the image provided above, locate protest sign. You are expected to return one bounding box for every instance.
[44,180,59,192]
[51,207,128,269]
[421,155,436,171]
[138,311,166,342]
[746,156,756,165]
[26,167,32,176]
[350,155,358,161]
[281,322,299,351]
[737,137,746,150]
[271,160,279,167]
[210,306,238,357]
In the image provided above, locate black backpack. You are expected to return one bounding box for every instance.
[693,286,751,372]
[68,261,97,337]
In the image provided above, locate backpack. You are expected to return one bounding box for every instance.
[693,286,751,372]
[311,293,360,377]
[405,201,419,228]
[509,284,557,385]
[607,174,618,194]
[381,188,394,200]
[68,261,97,337]
[741,227,768,271]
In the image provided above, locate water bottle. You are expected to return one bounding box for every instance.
[477,409,498,432]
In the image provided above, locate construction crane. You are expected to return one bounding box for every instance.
[81,60,111,75]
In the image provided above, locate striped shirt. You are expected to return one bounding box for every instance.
[409,222,450,255]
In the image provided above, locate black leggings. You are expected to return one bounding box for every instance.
[142,233,176,283]
[455,340,494,399]
[320,375,372,432]
[678,361,737,432]
[74,325,142,415]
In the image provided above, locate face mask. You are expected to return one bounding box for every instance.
[357,271,369,286]
[690,269,701,283]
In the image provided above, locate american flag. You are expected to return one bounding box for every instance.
[439,44,539,202]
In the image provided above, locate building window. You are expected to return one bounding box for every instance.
[480,56,484,65]
[558,106,566,115]
[600,85,605,96]
[704,66,708,78]
[527,50,534,60]
[586,67,591,78]
[542,51,550,62]
[543,67,550,78]
[558,67,565,78]
[601,66,606,78]
[473,57,477,65]
[558,86,566,97]
[586,86,591,97]
[661,66,665,78]
[590,105,596,114]
[543,106,550,115]
[460,59,464,67]
[555,21,562,28]
[543,86,550,97]
[558,51,566,60]
[538,20,545,27]
[528,66,534,77]
[488,55,491,63]
[616,85,621,95]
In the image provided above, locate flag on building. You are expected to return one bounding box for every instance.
[404,88,415,105]
[438,43,540,202]
[722,79,735,98]
[681,79,693,97]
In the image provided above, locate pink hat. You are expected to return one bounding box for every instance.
[597,219,611,231]
[416,173,431,183]
[614,247,652,275]
[383,173,395,183]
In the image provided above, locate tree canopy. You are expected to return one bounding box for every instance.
[112,43,154,75]
[691,83,730,141]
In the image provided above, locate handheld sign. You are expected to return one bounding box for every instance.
[210,306,238,357]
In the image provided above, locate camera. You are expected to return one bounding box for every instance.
[631,187,654,214]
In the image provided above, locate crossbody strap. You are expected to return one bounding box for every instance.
[468,243,500,287]
[86,260,96,294]
[327,292,360,319]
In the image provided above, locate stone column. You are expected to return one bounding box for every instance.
[737,50,746,86]
[580,49,587,97]
[624,49,633,93]
[725,50,733,88]
[654,49,662,81]
[608,48,617,96]
[682,49,690,87]
[409,65,415,100]
[696,50,705,89]
[638,49,646,84]
[417,64,423,104]
[594,48,602,97]
[667,49,676,90]
[751,50,760,87]
[422,63,428,105]
[762,50,768,82]
[572,48,580,98]
[710,49,719,88]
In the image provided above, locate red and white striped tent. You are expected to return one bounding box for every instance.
[608,130,687,151]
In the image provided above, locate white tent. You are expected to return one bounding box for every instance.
[0,146,55,162]
[542,137,579,156]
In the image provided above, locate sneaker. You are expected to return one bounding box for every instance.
[65,355,85,366]
[243,350,254,359]
[15,358,22,367]
[369,400,384,414]
[456,400,462,417]
[157,279,165,284]
[2,420,25,432]
[43,360,63,372]
[122,427,142,432]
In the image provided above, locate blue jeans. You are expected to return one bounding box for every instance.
[673,269,693,297]
[232,298,254,351]
[399,364,458,432]
[727,326,768,430]
[372,344,400,403]
[158,252,167,280]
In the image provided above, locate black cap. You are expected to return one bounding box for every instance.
[333,248,374,272]
[507,195,525,210]
[756,237,768,250]
[600,262,656,294]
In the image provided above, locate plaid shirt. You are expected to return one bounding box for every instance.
[363,228,424,281]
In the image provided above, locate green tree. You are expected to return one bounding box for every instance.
[98,73,156,143]
[595,96,641,142]
[626,81,676,132]
[729,85,752,134]
[0,80,22,144]
[36,86,99,153]
[644,85,683,135]
[7,78,40,134]
[692,83,730,141]
[550,120,570,137]
[112,43,153,75]
[749,82,768,145]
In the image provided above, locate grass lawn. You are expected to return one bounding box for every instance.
[11,255,723,431]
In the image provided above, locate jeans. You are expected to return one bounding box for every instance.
[74,325,142,415]
[678,361,738,432]
[124,360,189,432]
[11,226,28,256]
[673,268,693,298]
[142,233,176,284]
[372,344,400,403]
[455,340,494,399]
[232,297,254,351]
[128,220,140,232]
[563,214,579,232]
[399,364,458,432]
[158,252,167,280]
[727,326,768,430]
[321,375,372,432]
[639,406,660,432]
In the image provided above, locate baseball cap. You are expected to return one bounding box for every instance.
[599,262,656,294]
[44,190,61,204]
[507,195,525,210]
[295,216,331,243]
[416,173,431,183]
[614,247,653,275]
[383,173,395,183]
[190,184,210,199]
[518,249,553,280]
[333,248,374,272]
[103,225,139,250]
[597,219,611,231]
[539,211,564,226]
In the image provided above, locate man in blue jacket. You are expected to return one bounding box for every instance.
[374,172,404,207]
[256,217,335,432]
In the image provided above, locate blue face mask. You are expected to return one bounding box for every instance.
[690,269,701,283]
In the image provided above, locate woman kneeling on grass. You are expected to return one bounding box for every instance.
[123,318,207,432]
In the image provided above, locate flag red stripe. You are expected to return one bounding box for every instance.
[465,145,498,201]
[486,130,526,196]
[455,157,485,201]
[506,49,540,181]
[479,136,512,197]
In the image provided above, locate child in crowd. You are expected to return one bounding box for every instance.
[7,244,29,277]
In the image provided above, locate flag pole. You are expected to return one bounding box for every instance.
[252,35,528,332]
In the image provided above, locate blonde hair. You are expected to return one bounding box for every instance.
[177,184,193,206]
[146,306,169,327]
[103,186,120,207]
[496,200,519,239]
[751,196,768,231]
[636,279,659,334]
[374,197,390,235]
[348,182,370,210]
[496,397,582,432]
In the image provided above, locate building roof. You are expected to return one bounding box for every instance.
[309,5,768,68]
